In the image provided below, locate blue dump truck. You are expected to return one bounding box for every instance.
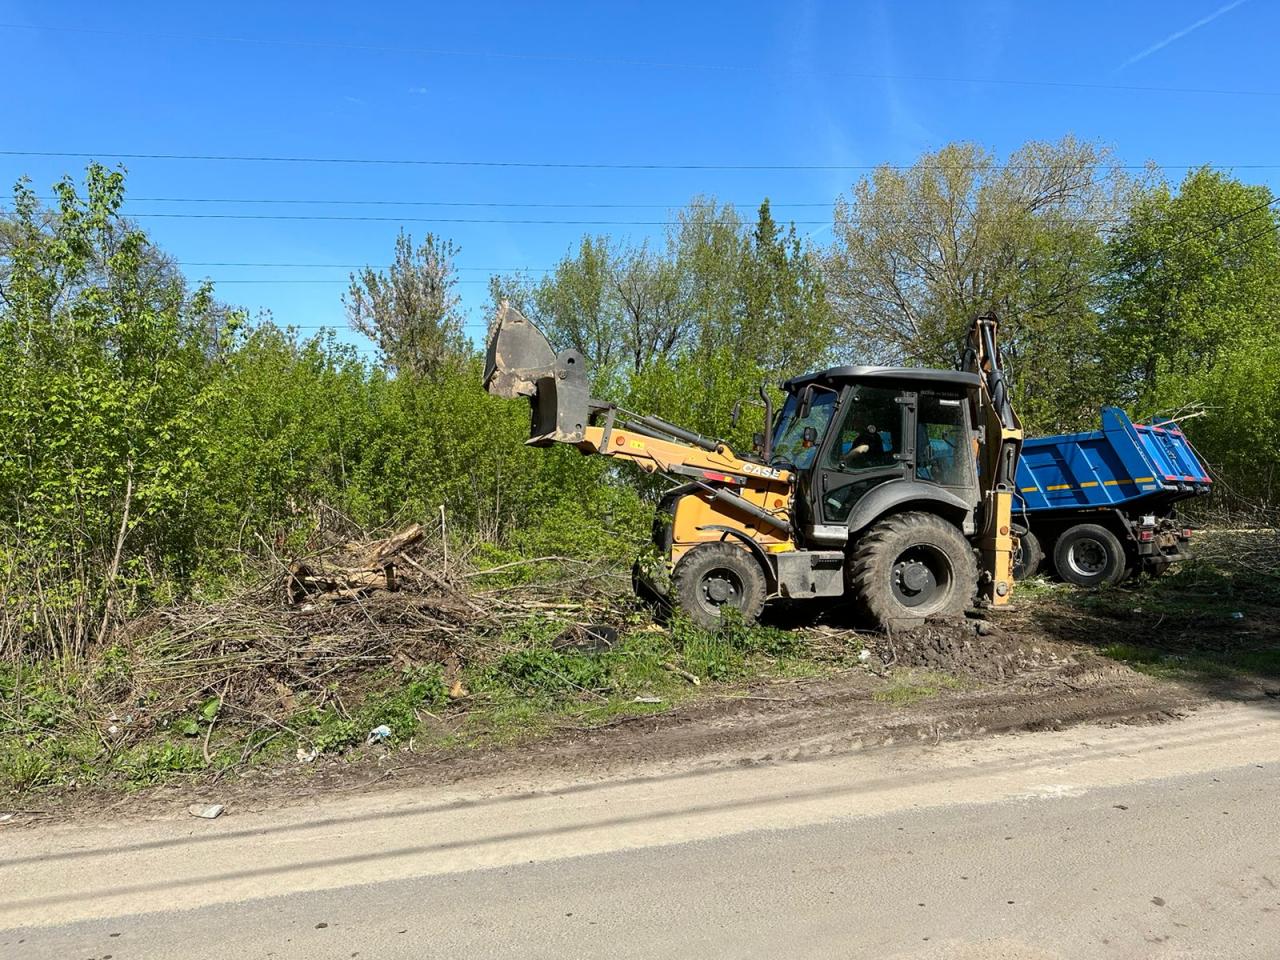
[1012,407,1213,587]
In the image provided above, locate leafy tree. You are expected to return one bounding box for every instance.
[344,231,467,377]
[494,198,836,416]
[0,165,223,654]
[1104,168,1280,498]
[733,199,834,376]
[824,137,1126,432]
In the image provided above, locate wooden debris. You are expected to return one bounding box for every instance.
[285,524,425,605]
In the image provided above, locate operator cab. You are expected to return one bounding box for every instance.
[770,366,983,544]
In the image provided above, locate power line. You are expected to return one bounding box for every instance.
[180,261,544,271]
[0,21,1274,98]
[43,195,836,210]
[3,150,1277,172]
[1118,192,1279,275]
[207,278,493,285]
[34,194,1141,213]
[1020,192,1279,313]
[125,212,836,225]
[21,209,1128,229]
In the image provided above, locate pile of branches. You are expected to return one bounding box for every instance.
[1190,527,1280,580]
[109,522,626,751]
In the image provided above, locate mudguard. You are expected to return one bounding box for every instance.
[845,478,975,537]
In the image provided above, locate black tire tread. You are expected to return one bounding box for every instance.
[847,511,977,630]
[670,541,767,630]
[1051,523,1126,588]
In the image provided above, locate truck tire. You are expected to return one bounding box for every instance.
[847,512,977,630]
[1012,530,1044,581]
[1053,523,1126,588]
[670,542,767,630]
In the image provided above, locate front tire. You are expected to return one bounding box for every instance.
[847,512,977,630]
[1052,523,1126,587]
[670,542,767,630]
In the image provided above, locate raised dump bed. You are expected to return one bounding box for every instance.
[1013,407,1212,586]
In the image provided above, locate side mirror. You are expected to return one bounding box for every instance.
[801,426,817,448]
[730,401,742,428]
[751,431,765,453]
[798,385,814,420]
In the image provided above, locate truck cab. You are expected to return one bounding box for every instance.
[769,367,983,549]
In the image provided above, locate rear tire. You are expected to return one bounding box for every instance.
[1052,523,1126,588]
[847,512,977,630]
[1012,529,1044,580]
[670,542,767,630]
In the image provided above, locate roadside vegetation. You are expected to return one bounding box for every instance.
[2,138,1278,798]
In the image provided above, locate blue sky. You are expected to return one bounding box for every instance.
[3,1,1275,357]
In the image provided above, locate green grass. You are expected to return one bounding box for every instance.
[872,670,965,705]
[0,610,870,796]
[1101,642,1280,683]
[1019,534,1280,692]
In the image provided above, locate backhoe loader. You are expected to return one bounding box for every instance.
[483,304,1023,630]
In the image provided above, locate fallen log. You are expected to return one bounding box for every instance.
[286,523,425,605]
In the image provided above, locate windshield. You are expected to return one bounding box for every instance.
[770,389,837,469]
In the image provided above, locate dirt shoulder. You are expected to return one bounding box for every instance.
[3,610,1224,829]
[6,528,1277,829]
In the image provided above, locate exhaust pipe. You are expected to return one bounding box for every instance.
[483,302,591,445]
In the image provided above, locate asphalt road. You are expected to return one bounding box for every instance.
[5,702,1278,959]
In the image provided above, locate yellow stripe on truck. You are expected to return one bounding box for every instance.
[1046,484,1071,491]
[1135,476,1155,483]
[1020,486,1037,493]
[1080,481,1099,488]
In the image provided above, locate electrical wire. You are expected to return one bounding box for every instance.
[3,150,1276,172]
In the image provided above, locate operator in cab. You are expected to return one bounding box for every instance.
[839,419,894,468]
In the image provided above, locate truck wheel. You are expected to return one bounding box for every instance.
[1053,524,1126,588]
[1012,530,1044,580]
[847,512,977,630]
[670,542,766,630]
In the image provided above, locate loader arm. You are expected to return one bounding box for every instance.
[962,313,1024,605]
[484,302,794,535]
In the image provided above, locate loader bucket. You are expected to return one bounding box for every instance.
[483,302,591,446]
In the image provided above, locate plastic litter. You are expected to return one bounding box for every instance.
[188,803,224,820]
[366,724,393,745]
[296,746,318,763]
[857,649,872,662]
[632,696,663,704]
[1231,611,1245,620]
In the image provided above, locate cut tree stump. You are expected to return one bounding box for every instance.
[286,523,425,605]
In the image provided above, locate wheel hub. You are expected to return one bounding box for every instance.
[890,549,949,609]
[706,576,737,604]
[1068,540,1106,576]
[899,561,932,592]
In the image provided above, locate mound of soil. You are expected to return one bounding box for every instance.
[878,615,1073,680]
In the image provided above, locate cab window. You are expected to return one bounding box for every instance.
[824,386,902,471]
[770,389,837,469]
[915,392,969,487]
